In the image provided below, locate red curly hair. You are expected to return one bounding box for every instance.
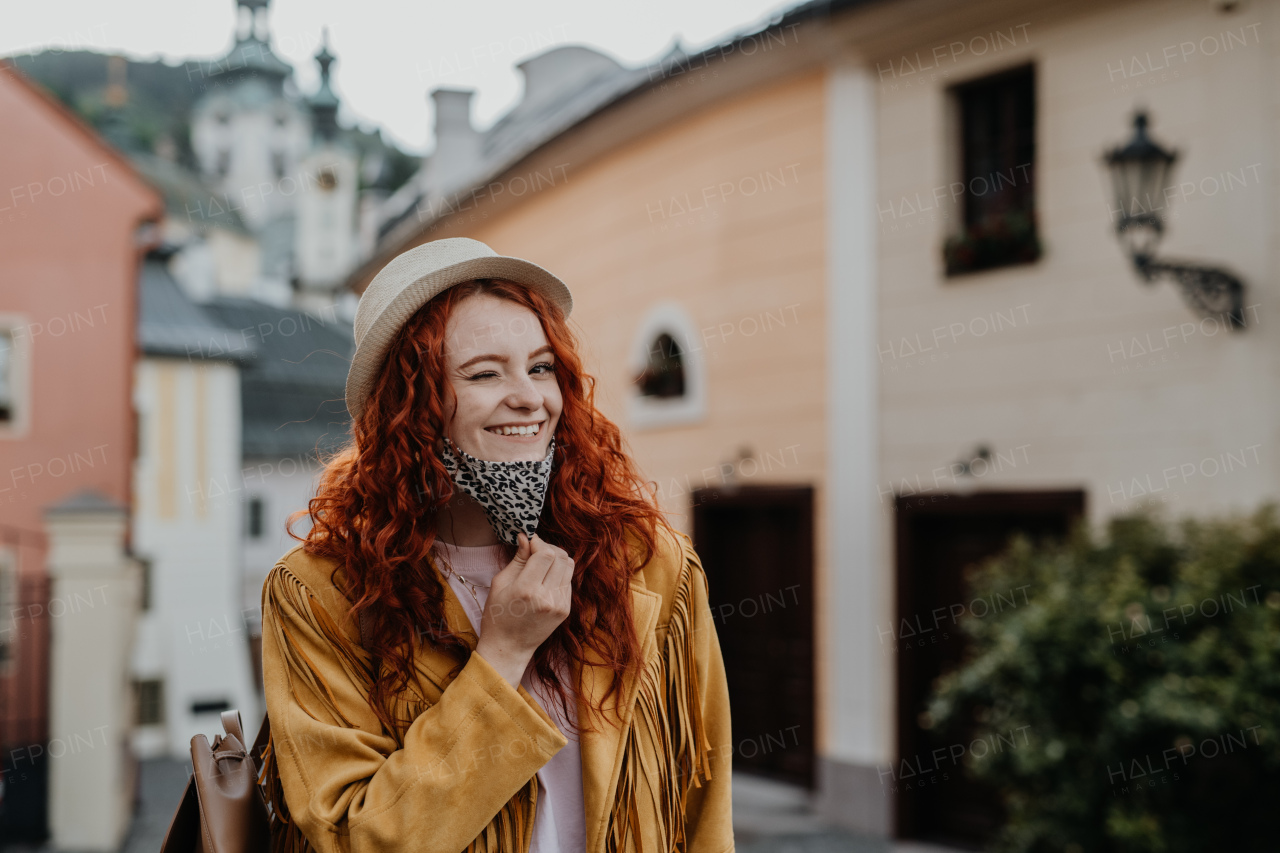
[288,279,672,735]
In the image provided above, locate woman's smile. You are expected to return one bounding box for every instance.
[484,420,546,439]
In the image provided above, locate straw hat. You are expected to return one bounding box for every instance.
[345,237,574,421]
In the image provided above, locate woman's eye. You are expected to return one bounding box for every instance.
[467,363,552,381]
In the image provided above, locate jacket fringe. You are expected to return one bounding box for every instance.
[260,542,710,853]
[261,566,376,853]
[605,541,714,853]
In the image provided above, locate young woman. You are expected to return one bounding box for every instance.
[259,238,734,853]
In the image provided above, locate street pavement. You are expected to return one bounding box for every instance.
[17,759,966,853]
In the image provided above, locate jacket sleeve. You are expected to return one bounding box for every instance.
[260,562,568,853]
[678,538,736,853]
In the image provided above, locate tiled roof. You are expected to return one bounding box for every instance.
[137,254,252,361]
[201,297,353,458]
[129,152,251,234]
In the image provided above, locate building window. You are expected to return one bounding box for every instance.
[635,333,686,398]
[139,557,153,611]
[627,303,706,431]
[272,150,287,180]
[0,318,32,436]
[216,148,231,178]
[247,497,265,538]
[134,399,147,461]
[0,549,13,667]
[191,698,230,715]
[0,329,14,423]
[944,64,1040,277]
[135,679,165,725]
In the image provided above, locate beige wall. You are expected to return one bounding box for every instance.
[871,0,1279,527]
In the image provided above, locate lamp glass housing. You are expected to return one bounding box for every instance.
[1104,112,1177,264]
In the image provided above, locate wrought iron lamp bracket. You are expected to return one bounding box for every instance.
[1130,254,1247,330]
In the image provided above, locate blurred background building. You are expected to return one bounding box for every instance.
[122,0,360,769]
[2,0,1277,849]
[1,0,366,846]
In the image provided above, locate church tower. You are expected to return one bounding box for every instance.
[293,30,359,312]
[189,0,311,235]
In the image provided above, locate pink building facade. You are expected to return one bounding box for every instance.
[0,62,160,839]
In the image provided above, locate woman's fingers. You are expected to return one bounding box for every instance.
[521,536,572,612]
[546,549,574,604]
[480,536,575,658]
[521,535,560,585]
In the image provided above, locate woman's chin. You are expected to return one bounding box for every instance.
[470,435,550,463]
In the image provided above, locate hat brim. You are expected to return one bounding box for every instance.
[345,255,573,421]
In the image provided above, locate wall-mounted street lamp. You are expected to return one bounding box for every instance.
[1102,111,1246,329]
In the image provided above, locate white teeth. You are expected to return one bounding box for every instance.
[488,423,539,436]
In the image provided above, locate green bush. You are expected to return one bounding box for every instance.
[928,505,1280,852]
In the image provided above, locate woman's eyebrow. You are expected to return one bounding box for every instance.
[456,345,553,371]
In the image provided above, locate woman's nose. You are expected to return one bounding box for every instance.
[506,371,542,409]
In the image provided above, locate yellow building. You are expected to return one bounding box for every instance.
[352,0,1279,844]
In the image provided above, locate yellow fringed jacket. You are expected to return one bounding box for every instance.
[258,525,735,853]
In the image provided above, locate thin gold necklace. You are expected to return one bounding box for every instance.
[441,564,490,610]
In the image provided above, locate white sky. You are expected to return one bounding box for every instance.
[2,0,798,154]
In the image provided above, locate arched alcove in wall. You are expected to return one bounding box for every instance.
[627,302,706,430]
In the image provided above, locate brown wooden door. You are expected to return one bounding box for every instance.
[894,490,1085,846]
[693,486,815,787]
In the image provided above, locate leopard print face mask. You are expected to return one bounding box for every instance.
[439,435,556,548]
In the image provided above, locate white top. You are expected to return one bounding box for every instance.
[430,538,586,853]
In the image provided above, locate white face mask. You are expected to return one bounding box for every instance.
[438,436,557,547]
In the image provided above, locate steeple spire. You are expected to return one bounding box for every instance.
[205,0,291,86]
[236,0,272,41]
[309,28,340,141]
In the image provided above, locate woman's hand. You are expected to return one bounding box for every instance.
[474,532,573,688]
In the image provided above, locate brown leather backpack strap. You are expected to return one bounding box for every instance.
[250,712,271,768]
[220,710,246,749]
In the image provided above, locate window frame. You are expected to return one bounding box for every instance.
[627,302,707,431]
[0,545,14,672]
[247,496,265,539]
[0,314,34,439]
[942,62,1042,278]
[134,678,166,726]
